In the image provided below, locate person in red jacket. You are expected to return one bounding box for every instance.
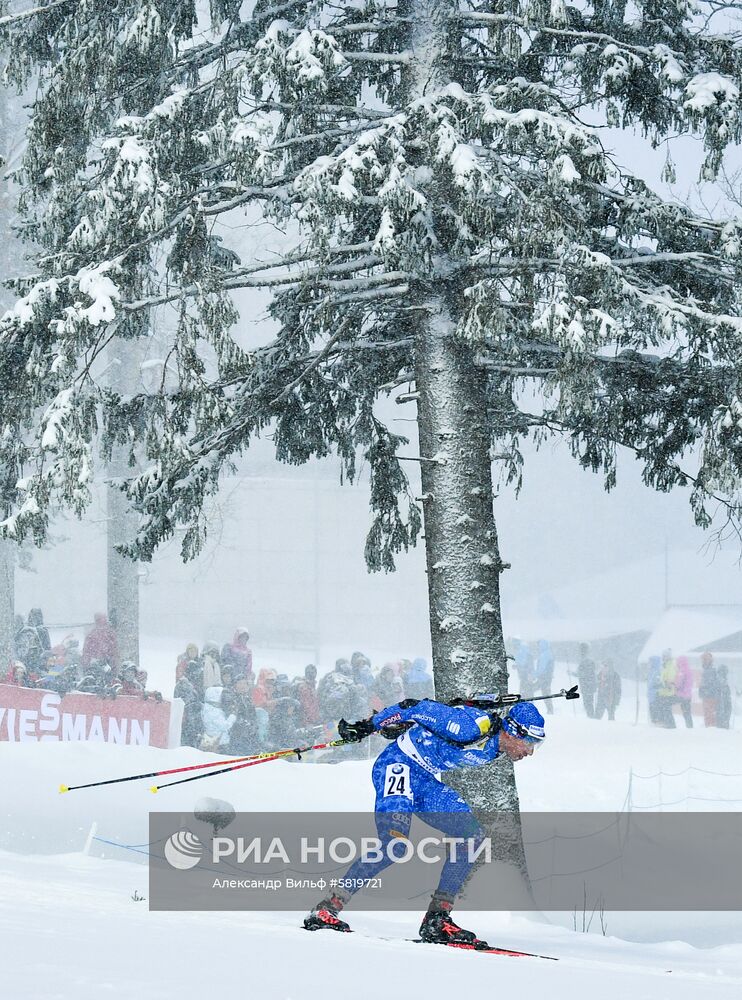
[252,668,277,712]
[176,643,200,683]
[82,613,119,670]
[4,662,31,686]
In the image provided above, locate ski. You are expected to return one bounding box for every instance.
[303,923,557,960]
[410,938,558,960]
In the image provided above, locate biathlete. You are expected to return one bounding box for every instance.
[303,695,545,946]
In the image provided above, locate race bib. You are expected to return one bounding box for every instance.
[383,762,413,799]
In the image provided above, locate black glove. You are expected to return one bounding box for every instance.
[378,723,412,740]
[338,717,376,743]
[376,700,418,739]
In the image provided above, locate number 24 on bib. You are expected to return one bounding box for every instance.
[384,763,413,799]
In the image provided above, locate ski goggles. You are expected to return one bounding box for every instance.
[502,715,546,745]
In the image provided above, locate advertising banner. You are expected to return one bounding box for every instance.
[0,684,172,748]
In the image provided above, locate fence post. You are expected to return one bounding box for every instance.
[634,662,640,725]
[82,821,98,856]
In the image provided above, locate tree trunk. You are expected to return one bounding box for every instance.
[408,0,530,884]
[107,470,140,665]
[107,340,141,666]
[413,299,528,851]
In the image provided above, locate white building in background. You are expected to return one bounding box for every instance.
[638,605,742,667]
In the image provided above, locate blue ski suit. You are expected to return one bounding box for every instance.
[340,698,502,899]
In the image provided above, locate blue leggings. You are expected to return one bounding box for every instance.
[340,745,483,900]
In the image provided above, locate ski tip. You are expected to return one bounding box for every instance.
[411,939,557,959]
[150,785,159,794]
[59,784,69,794]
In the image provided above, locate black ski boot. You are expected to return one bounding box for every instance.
[419,906,488,948]
[303,894,351,933]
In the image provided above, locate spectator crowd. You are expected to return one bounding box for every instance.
[4,612,735,741]
[173,633,434,755]
[3,609,161,701]
[647,649,733,729]
[572,642,734,728]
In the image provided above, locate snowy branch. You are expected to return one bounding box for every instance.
[0,0,72,28]
[268,318,352,407]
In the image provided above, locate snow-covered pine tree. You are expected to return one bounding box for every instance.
[2,3,742,834]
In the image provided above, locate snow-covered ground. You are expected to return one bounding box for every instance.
[2,848,740,1000]
[2,700,741,998]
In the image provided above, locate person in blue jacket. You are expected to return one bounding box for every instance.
[534,639,555,713]
[303,695,545,946]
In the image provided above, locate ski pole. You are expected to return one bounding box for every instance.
[150,739,350,792]
[59,747,295,794]
[60,738,350,794]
